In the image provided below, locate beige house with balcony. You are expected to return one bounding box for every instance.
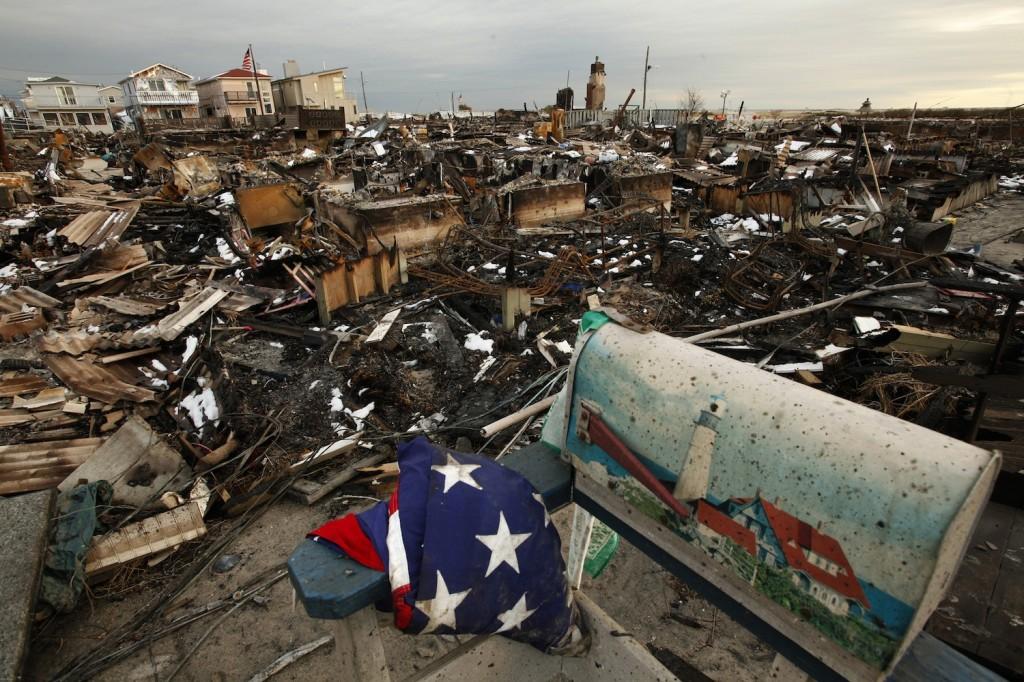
[119,63,199,123]
[21,76,115,133]
[271,60,357,122]
[195,68,274,120]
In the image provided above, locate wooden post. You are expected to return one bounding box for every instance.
[0,121,12,172]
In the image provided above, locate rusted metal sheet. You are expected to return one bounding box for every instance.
[57,200,140,248]
[0,286,61,314]
[0,437,104,495]
[133,143,173,171]
[0,308,46,341]
[43,354,155,403]
[36,330,106,355]
[235,183,306,229]
[170,156,221,198]
[322,194,462,257]
[506,181,586,227]
[314,250,405,324]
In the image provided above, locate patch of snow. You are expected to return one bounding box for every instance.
[464,331,494,354]
[179,387,219,428]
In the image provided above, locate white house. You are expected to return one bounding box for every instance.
[21,77,115,133]
[119,63,199,124]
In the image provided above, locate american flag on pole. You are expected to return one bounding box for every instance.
[242,48,254,72]
[308,436,585,653]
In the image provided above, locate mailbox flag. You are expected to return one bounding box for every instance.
[308,436,586,654]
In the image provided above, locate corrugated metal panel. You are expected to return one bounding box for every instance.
[0,286,61,313]
[0,437,104,495]
[58,200,140,247]
[43,354,156,403]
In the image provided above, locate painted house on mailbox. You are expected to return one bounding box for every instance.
[692,495,870,617]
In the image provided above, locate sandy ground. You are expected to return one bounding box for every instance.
[26,497,772,682]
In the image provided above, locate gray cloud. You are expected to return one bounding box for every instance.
[1,0,1020,112]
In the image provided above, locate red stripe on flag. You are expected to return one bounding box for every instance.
[307,514,384,572]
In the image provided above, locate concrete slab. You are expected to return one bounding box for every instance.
[0,490,54,681]
[409,591,675,682]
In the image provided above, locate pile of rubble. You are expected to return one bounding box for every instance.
[1,109,1022,676]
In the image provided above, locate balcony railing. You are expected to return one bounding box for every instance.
[223,91,259,102]
[22,94,109,109]
[131,91,199,106]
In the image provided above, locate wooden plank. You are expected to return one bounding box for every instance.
[290,450,386,506]
[927,502,1019,666]
[85,500,207,574]
[975,506,1024,673]
[96,347,161,364]
[156,287,229,341]
[364,309,401,344]
[0,374,49,398]
[59,415,191,508]
[11,387,66,411]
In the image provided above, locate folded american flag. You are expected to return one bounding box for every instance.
[308,436,585,653]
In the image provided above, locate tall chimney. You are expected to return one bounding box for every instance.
[283,59,300,79]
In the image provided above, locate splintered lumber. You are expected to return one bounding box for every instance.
[364,308,401,344]
[0,374,49,398]
[0,437,104,495]
[12,387,67,411]
[246,635,333,682]
[155,287,229,341]
[85,500,207,574]
[289,442,384,505]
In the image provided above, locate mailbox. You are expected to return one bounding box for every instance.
[542,318,999,680]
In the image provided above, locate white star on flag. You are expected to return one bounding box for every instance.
[475,511,531,577]
[531,492,550,527]
[415,570,471,633]
[495,593,537,633]
[431,453,483,494]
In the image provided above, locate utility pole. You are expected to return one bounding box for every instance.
[248,44,260,121]
[907,101,918,140]
[451,91,455,119]
[359,71,369,119]
[720,89,731,119]
[641,46,650,110]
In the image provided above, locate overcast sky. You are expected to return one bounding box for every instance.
[2,0,1021,113]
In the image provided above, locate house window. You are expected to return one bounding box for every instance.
[57,85,77,106]
[312,81,318,93]
[165,109,183,120]
[245,107,257,118]
[149,79,167,91]
[107,96,116,103]
[75,112,91,125]
[206,107,215,117]
[263,103,272,114]
[43,112,59,125]
[91,112,107,125]
[59,112,76,125]
[333,77,344,97]
[246,82,256,97]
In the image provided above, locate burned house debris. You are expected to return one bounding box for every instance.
[1,94,1023,681]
